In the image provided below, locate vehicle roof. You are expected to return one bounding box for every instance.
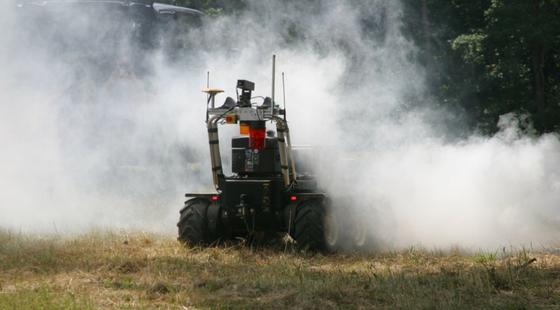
[16,0,204,16]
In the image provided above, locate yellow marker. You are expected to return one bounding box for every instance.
[202,88,224,94]
[203,88,224,109]
[240,122,250,135]
[225,114,238,124]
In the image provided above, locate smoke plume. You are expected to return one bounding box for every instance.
[1,0,559,249]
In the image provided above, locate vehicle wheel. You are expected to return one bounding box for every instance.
[293,199,329,252]
[177,198,215,245]
[323,209,344,251]
[349,218,370,251]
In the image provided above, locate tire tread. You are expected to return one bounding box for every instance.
[293,199,327,252]
[177,198,212,245]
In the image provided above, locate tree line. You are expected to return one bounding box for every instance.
[403,0,560,135]
[166,0,560,135]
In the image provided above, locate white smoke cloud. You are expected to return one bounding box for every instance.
[0,0,559,249]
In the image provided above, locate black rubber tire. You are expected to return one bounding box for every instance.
[177,198,214,246]
[293,199,328,252]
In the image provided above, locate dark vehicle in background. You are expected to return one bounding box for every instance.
[13,1,206,206]
[16,0,204,78]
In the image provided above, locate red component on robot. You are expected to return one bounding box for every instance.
[249,121,266,150]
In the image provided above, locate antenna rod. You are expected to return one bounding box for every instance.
[282,72,287,121]
[205,71,210,122]
[271,55,276,116]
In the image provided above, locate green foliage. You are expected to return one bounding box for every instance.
[404,0,560,134]
[452,33,486,64]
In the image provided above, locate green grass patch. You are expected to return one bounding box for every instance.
[0,285,94,310]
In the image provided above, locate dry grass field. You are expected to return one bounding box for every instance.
[1,230,559,309]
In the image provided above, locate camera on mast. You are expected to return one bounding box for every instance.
[237,80,255,107]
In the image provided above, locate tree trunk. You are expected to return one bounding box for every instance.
[532,0,547,130]
[533,44,546,112]
[421,0,432,55]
